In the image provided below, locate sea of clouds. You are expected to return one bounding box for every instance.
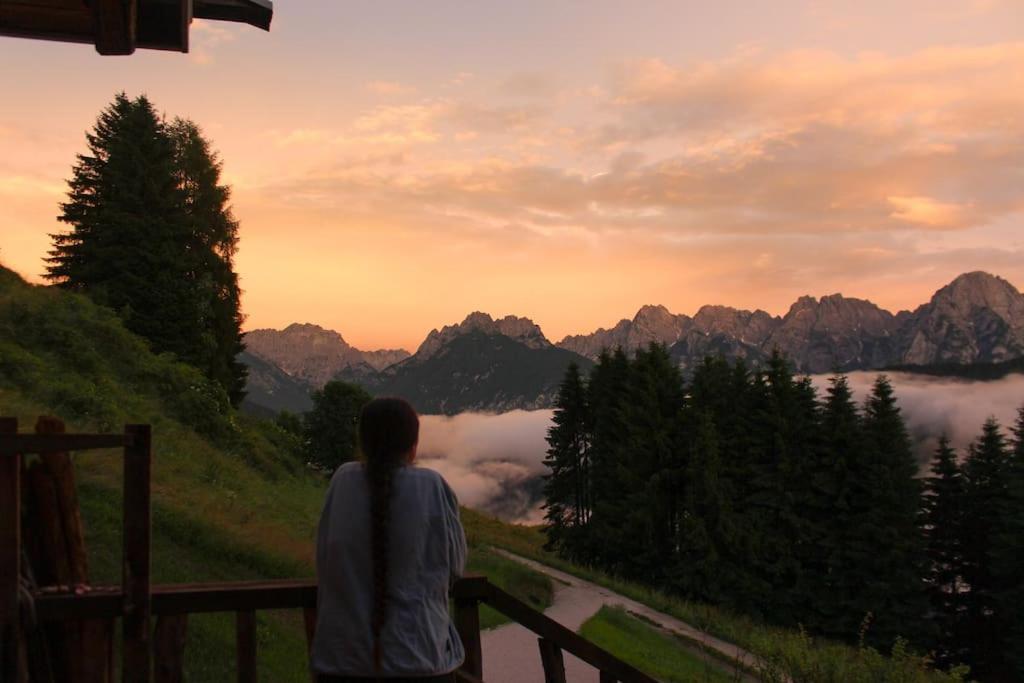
[417,373,1024,523]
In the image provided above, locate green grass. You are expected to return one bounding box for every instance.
[466,545,553,629]
[580,606,737,683]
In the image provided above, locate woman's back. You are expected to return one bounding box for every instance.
[311,461,467,677]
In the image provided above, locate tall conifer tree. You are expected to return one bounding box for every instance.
[860,377,930,646]
[993,407,1024,678]
[923,436,967,667]
[960,418,1011,680]
[542,362,590,559]
[46,95,247,404]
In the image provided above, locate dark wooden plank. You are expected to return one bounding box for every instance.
[0,418,20,683]
[34,580,318,621]
[93,0,136,54]
[0,4,93,44]
[302,606,316,653]
[36,417,89,586]
[0,433,129,457]
[538,638,567,683]
[599,672,617,683]
[236,610,257,683]
[453,595,483,680]
[122,424,151,683]
[154,615,187,683]
[453,671,484,683]
[485,585,658,683]
[449,574,490,601]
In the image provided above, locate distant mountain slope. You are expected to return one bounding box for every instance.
[348,330,593,415]
[243,322,410,386]
[238,351,314,415]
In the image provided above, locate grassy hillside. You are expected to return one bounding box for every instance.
[0,265,550,680]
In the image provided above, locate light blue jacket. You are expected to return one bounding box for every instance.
[311,462,467,677]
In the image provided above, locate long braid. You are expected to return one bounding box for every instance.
[367,460,398,671]
[358,398,419,675]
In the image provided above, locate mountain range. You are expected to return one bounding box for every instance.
[240,271,1024,415]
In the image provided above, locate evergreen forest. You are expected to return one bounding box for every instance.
[543,346,1024,682]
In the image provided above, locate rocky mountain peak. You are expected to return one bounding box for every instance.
[413,311,551,361]
[930,271,1024,318]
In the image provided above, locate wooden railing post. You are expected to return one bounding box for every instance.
[538,638,567,683]
[0,418,21,683]
[236,610,257,683]
[453,596,482,680]
[599,672,617,683]
[153,615,187,683]
[123,424,152,683]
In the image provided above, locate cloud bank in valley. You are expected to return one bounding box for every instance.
[417,373,1024,521]
[417,410,553,524]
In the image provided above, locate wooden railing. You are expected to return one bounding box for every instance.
[1,421,657,683]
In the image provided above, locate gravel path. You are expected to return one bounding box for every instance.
[479,550,765,683]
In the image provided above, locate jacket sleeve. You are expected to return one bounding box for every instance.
[440,477,467,586]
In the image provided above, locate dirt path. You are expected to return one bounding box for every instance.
[479,550,765,682]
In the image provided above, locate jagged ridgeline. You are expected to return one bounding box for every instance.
[243,271,1024,415]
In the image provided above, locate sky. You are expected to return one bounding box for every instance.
[2,0,1023,351]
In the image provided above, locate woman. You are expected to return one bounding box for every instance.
[311,398,467,682]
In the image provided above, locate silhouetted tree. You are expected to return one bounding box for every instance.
[923,436,967,667]
[303,381,372,470]
[46,94,247,404]
[993,407,1024,679]
[542,362,590,558]
[960,417,1011,680]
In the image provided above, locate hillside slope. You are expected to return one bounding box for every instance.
[0,265,549,679]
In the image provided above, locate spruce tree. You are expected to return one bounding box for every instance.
[585,347,632,569]
[993,407,1024,678]
[960,417,1011,680]
[815,373,867,641]
[857,375,929,648]
[542,362,590,559]
[46,94,247,405]
[303,381,372,470]
[167,118,247,405]
[923,436,967,668]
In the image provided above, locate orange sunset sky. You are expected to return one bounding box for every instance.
[2,1,1023,352]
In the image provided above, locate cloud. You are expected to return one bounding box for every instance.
[416,410,552,522]
[365,80,416,96]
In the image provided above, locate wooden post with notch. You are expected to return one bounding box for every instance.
[123,424,151,682]
[538,638,567,683]
[0,418,21,683]
[453,596,482,680]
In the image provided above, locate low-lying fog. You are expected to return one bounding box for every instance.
[417,373,1024,524]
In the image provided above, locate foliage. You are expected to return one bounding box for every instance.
[541,347,1023,679]
[45,93,246,404]
[302,380,372,470]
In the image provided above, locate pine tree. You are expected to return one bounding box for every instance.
[167,118,247,405]
[960,417,1011,680]
[542,363,590,559]
[923,436,967,668]
[993,407,1024,678]
[815,373,867,641]
[303,381,372,471]
[615,344,685,583]
[585,347,632,569]
[46,94,247,405]
[857,375,929,648]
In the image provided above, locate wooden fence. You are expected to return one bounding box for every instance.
[0,419,657,683]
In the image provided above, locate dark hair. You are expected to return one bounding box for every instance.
[358,397,419,671]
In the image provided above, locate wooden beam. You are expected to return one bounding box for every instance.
[453,594,483,680]
[538,638,567,683]
[0,418,21,683]
[153,615,187,683]
[122,424,151,682]
[0,433,130,457]
[93,0,137,55]
[485,585,658,683]
[236,610,256,683]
